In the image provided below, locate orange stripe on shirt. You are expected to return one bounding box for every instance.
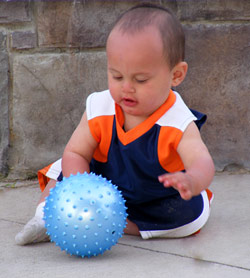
[37,163,52,192]
[158,126,185,173]
[88,115,114,163]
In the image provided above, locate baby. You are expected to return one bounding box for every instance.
[16,3,214,244]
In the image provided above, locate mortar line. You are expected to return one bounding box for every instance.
[117,242,250,272]
[0,218,25,225]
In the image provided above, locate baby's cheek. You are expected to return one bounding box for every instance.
[109,86,119,102]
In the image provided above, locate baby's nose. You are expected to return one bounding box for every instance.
[122,81,135,93]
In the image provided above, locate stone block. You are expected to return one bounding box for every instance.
[9,52,107,178]
[178,23,250,171]
[0,32,9,177]
[0,1,31,23]
[36,1,72,48]
[11,31,37,50]
[64,1,128,48]
[0,31,6,50]
[178,0,250,21]
[37,0,177,48]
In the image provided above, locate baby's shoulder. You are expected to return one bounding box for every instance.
[157,91,196,132]
[86,90,115,120]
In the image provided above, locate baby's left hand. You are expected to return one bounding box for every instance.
[158,172,195,200]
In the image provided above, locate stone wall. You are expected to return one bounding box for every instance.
[0,0,250,179]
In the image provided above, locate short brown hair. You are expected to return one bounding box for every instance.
[111,3,185,69]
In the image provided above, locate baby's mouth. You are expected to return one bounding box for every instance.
[122,97,137,107]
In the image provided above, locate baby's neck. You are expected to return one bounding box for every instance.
[123,114,148,132]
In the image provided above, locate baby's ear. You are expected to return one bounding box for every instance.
[171,62,188,87]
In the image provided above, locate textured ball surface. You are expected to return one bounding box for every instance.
[44,172,127,258]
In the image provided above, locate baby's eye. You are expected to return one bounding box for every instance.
[113,76,123,81]
[136,79,148,83]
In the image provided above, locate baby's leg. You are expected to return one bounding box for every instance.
[124,219,140,236]
[38,179,56,204]
[15,179,56,245]
[125,190,213,240]
[140,190,213,239]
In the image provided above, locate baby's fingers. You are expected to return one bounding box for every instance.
[158,173,192,200]
[159,176,183,194]
[178,185,193,200]
[158,173,181,187]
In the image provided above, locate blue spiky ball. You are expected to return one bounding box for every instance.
[44,172,127,258]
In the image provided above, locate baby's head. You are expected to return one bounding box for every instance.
[108,3,185,70]
[106,3,188,121]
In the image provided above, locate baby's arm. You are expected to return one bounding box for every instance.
[158,122,214,200]
[62,111,98,177]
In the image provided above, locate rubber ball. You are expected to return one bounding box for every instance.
[44,172,127,258]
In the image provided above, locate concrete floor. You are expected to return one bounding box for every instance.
[0,173,250,278]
